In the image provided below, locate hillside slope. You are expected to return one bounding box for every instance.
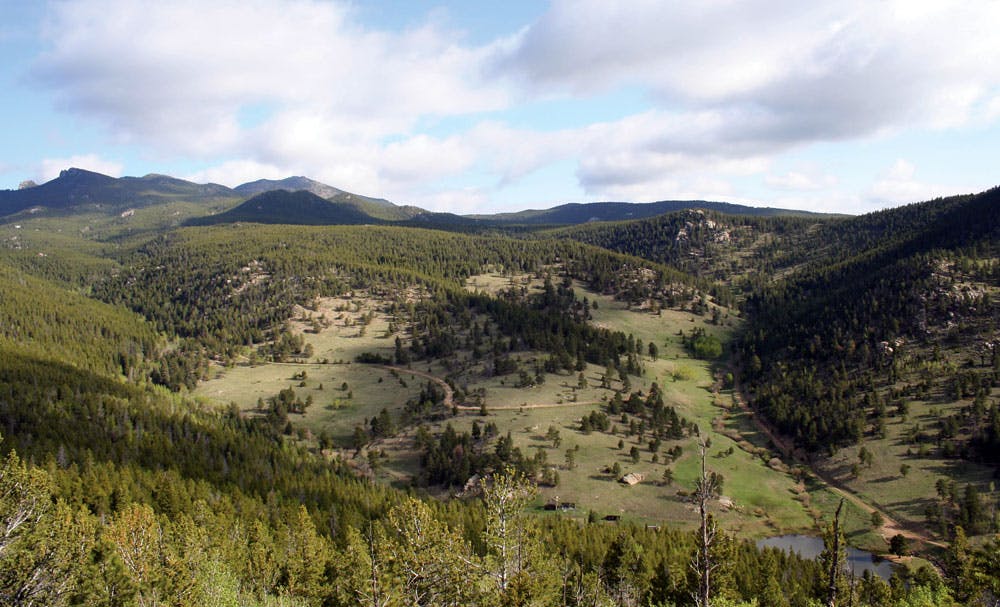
[740,187,1000,451]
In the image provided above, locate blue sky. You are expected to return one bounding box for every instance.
[2,0,999,214]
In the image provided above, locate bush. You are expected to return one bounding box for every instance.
[691,334,723,359]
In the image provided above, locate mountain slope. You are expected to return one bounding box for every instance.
[550,209,822,286]
[740,187,1000,451]
[4,169,835,227]
[234,175,423,221]
[0,260,158,377]
[186,189,377,226]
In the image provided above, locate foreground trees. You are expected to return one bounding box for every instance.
[4,434,997,606]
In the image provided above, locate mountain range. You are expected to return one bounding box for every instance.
[1,167,830,226]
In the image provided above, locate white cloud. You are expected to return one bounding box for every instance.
[25,0,1000,211]
[381,135,476,183]
[33,0,510,156]
[183,160,287,187]
[567,110,773,199]
[502,1,1000,143]
[985,96,1000,121]
[39,154,123,182]
[767,191,864,214]
[402,187,492,215]
[587,175,746,205]
[766,170,838,191]
[867,159,964,207]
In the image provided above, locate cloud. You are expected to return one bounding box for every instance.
[39,154,123,182]
[33,0,510,156]
[502,1,1000,144]
[25,1,1000,211]
[867,159,965,207]
[404,186,492,215]
[183,160,288,187]
[766,170,838,191]
[380,135,477,183]
[563,110,772,200]
[766,191,864,214]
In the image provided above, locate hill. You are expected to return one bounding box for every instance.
[735,188,1000,532]
[234,175,424,221]
[185,189,378,226]
[550,209,823,291]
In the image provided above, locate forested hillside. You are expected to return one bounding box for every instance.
[550,191,1000,457]
[739,189,1000,451]
[549,210,820,303]
[88,224,702,390]
[0,262,156,377]
[473,199,828,225]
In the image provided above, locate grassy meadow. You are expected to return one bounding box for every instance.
[194,273,861,540]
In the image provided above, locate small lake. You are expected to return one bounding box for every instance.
[757,535,896,579]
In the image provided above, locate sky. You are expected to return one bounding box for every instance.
[1,1,999,215]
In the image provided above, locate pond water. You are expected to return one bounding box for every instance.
[757,535,896,579]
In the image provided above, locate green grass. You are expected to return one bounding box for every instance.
[194,280,820,538]
[819,395,998,536]
[194,295,415,442]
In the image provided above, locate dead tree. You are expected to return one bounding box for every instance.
[826,499,846,607]
[692,438,721,607]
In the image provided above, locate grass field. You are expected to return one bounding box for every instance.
[818,395,998,547]
[193,276,859,541]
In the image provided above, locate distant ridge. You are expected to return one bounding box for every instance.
[0,168,235,217]
[474,200,837,225]
[1,167,836,225]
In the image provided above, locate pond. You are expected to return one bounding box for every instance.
[757,535,896,579]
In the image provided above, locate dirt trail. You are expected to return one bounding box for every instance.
[730,380,945,550]
[374,364,456,408]
[374,365,603,411]
[456,400,603,411]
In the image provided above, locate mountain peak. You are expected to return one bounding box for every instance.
[57,167,116,182]
[234,176,345,200]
